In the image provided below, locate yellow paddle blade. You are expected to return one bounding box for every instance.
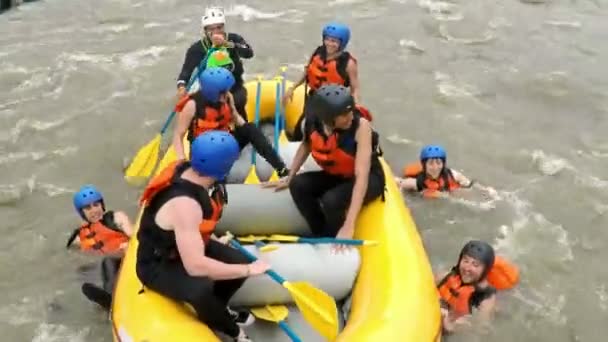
[236,235,260,243]
[244,165,260,184]
[259,244,279,252]
[124,134,161,185]
[279,130,289,145]
[268,234,299,242]
[285,281,338,341]
[251,305,289,322]
[268,171,280,182]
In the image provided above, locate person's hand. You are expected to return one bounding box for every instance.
[225,40,235,48]
[177,85,187,98]
[332,223,355,253]
[261,176,290,192]
[247,260,271,276]
[282,87,294,105]
[216,234,232,245]
[211,32,226,47]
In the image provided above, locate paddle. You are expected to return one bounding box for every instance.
[237,234,378,246]
[249,240,302,342]
[124,67,200,185]
[278,66,289,144]
[268,79,282,182]
[244,75,264,185]
[227,233,339,341]
[250,305,302,342]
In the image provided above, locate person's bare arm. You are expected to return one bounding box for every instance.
[113,211,134,237]
[346,59,360,104]
[171,197,251,280]
[173,100,195,160]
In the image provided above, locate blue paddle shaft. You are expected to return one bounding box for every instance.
[298,237,365,245]
[251,80,262,164]
[273,81,281,151]
[160,61,205,135]
[281,70,287,131]
[229,239,287,284]
[278,321,302,342]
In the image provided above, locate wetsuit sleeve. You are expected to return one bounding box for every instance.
[229,33,254,59]
[415,174,425,192]
[177,42,204,88]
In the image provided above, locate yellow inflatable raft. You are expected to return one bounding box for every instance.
[111,79,441,341]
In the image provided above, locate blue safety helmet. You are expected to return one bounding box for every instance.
[190,130,240,181]
[420,144,447,162]
[199,67,235,103]
[322,22,351,50]
[73,185,105,219]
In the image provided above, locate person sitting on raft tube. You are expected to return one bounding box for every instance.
[173,67,289,178]
[266,84,385,243]
[283,22,368,142]
[66,185,134,310]
[136,131,270,342]
[437,240,519,334]
[395,144,497,198]
[177,6,253,121]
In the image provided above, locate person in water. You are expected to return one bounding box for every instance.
[282,22,363,142]
[437,240,497,334]
[66,185,133,310]
[265,84,385,243]
[173,67,289,178]
[395,144,497,198]
[136,131,270,342]
[177,6,253,121]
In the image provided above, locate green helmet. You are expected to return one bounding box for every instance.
[206,49,234,71]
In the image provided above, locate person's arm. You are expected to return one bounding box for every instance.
[177,43,202,92]
[227,92,246,127]
[113,211,134,237]
[395,177,419,191]
[229,33,253,59]
[172,100,195,160]
[288,141,311,179]
[341,119,373,235]
[345,58,360,104]
[452,169,499,198]
[171,197,251,280]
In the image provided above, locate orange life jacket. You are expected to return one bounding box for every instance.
[67,211,129,254]
[437,272,478,318]
[437,256,520,317]
[306,46,356,91]
[306,113,380,178]
[402,162,460,198]
[139,161,224,243]
[175,92,232,142]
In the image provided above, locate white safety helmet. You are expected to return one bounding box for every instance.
[201,7,226,29]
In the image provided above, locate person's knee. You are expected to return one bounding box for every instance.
[289,175,310,197]
[320,189,348,213]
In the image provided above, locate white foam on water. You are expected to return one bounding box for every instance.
[32,323,89,342]
[385,133,420,146]
[438,24,496,44]
[417,0,463,21]
[544,20,582,29]
[434,71,482,99]
[0,146,78,166]
[225,5,307,23]
[399,39,426,53]
[527,149,608,189]
[119,46,169,70]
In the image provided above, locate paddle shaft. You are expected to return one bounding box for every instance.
[160,58,207,135]
[273,81,281,151]
[229,240,288,284]
[252,240,302,342]
[297,237,366,245]
[251,79,263,164]
[280,68,287,131]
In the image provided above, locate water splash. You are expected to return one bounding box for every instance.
[225,5,307,23]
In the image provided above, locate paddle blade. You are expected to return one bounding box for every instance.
[268,171,280,182]
[268,234,299,242]
[279,130,289,145]
[124,134,161,185]
[285,281,339,341]
[251,305,289,322]
[236,235,260,243]
[244,166,260,184]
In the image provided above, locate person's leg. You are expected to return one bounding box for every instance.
[231,85,248,122]
[101,256,122,293]
[141,260,241,338]
[232,123,287,173]
[289,171,342,236]
[320,172,385,237]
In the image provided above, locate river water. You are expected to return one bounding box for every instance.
[1,0,607,341]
